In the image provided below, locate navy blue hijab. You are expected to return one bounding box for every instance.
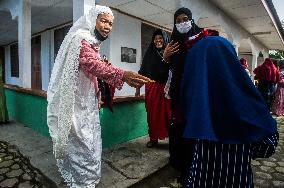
[181,36,277,144]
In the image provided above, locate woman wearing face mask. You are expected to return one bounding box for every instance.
[162,7,219,185]
[135,29,172,148]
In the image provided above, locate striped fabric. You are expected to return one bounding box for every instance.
[186,133,278,188]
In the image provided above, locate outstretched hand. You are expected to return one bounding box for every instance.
[163,40,179,62]
[122,71,151,88]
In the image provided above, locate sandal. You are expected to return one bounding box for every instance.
[146,140,158,148]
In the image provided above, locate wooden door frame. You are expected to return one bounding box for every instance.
[31,36,42,90]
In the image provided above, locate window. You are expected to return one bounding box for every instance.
[0,47,5,82]
[54,25,72,58]
[10,43,19,77]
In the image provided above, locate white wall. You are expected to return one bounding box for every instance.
[37,11,144,96]
[109,10,144,96]
[5,30,52,90]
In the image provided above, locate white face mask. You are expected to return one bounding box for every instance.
[175,21,192,34]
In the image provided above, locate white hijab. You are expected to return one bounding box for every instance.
[47,5,114,159]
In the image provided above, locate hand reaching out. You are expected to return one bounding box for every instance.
[122,71,151,88]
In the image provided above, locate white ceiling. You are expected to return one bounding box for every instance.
[0,11,18,45]
[97,0,284,50]
[97,0,179,29]
[0,0,72,45]
[210,0,284,50]
[0,0,283,51]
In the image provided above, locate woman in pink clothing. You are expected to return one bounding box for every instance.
[272,59,284,116]
[47,5,150,187]
[254,58,280,109]
[240,58,251,77]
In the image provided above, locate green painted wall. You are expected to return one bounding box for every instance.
[100,102,148,148]
[5,89,50,137]
[5,89,148,148]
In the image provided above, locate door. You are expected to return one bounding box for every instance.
[31,36,42,90]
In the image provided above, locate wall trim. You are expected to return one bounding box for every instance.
[4,84,145,103]
[4,84,47,97]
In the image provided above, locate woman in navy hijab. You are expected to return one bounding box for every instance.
[181,36,278,188]
[163,8,219,185]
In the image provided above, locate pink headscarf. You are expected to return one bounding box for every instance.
[253,58,280,83]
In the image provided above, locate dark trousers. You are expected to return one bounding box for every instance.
[169,103,194,186]
[257,80,276,110]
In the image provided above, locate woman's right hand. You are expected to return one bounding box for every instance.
[163,40,179,62]
[122,71,151,88]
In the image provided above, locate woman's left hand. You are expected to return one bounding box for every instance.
[163,40,179,62]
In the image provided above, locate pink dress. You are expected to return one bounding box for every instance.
[79,39,124,102]
[272,70,284,116]
[79,39,124,89]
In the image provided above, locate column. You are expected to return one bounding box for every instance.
[73,0,95,23]
[41,31,51,91]
[18,0,31,88]
[251,51,259,75]
[233,43,239,56]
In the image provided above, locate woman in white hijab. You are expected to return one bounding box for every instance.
[47,5,150,187]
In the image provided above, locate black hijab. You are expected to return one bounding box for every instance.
[138,29,170,83]
[169,7,203,103]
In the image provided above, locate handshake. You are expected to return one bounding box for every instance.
[122,71,153,89]
[102,55,153,89]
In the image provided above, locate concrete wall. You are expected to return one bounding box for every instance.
[109,10,143,96]
[5,89,49,136]
[5,88,148,148]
